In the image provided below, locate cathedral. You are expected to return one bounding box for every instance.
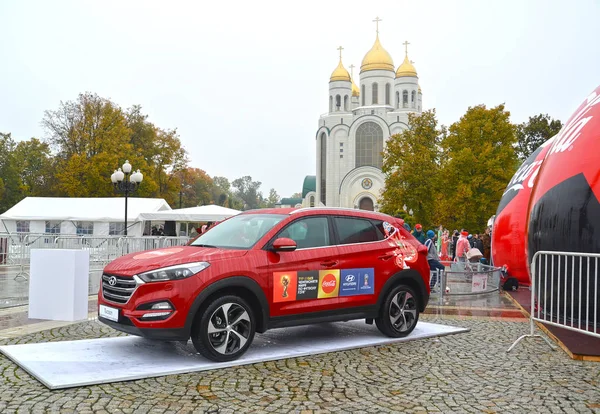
[315,20,422,211]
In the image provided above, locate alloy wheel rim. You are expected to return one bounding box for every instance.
[389,290,417,332]
[207,302,251,355]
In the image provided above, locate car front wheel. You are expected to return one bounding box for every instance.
[191,295,255,362]
[375,284,420,337]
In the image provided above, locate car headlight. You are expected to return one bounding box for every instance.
[137,262,210,283]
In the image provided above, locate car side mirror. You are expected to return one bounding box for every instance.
[272,237,297,252]
[417,244,428,255]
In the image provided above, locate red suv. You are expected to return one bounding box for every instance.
[98,208,431,361]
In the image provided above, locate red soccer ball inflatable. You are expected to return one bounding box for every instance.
[527,85,600,326]
[491,136,555,289]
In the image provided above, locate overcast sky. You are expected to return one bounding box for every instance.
[1,0,599,198]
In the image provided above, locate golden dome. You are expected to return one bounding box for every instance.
[396,55,418,78]
[360,35,394,73]
[352,80,360,97]
[330,60,351,82]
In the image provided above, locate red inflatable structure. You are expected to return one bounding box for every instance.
[491,136,555,289]
[492,84,600,295]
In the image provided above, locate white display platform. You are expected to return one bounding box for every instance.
[29,249,90,322]
[0,321,468,389]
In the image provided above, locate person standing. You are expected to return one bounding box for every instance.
[451,230,459,261]
[456,230,471,262]
[481,227,492,263]
[411,224,426,244]
[441,230,450,261]
[425,230,445,290]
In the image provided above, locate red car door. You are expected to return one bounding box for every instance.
[267,215,341,317]
[333,216,399,309]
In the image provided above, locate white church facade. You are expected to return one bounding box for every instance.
[316,22,422,211]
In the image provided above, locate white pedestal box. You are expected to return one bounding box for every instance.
[29,249,90,322]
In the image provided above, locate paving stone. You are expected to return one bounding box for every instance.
[0,315,599,412]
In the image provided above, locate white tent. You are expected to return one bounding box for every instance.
[138,205,241,222]
[0,197,171,237]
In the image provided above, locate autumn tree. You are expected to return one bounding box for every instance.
[515,114,563,161]
[380,110,444,229]
[175,168,214,207]
[40,92,191,202]
[438,104,518,232]
[232,176,263,210]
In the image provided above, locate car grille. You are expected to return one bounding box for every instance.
[102,274,137,304]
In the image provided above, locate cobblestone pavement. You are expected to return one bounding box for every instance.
[1,314,599,413]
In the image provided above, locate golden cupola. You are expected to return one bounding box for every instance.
[360,34,394,73]
[351,80,360,97]
[396,55,418,78]
[329,53,351,82]
[396,41,418,78]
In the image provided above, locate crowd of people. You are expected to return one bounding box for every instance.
[402,221,493,288]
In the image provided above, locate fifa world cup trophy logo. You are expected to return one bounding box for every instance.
[281,275,290,298]
[364,274,369,287]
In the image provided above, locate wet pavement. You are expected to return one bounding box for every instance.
[0,287,598,413]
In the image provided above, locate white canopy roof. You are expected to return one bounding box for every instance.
[138,205,241,222]
[0,197,171,222]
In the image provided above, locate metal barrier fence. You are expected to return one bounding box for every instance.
[0,234,190,309]
[429,261,502,299]
[508,251,600,352]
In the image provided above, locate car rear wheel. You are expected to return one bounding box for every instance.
[375,284,420,337]
[191,295,255,362]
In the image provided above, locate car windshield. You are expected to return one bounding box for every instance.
[190,214,286,249]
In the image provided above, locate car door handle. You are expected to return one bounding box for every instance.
[320,260,338,268]
[379,253,395,261]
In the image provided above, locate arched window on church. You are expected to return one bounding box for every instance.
[411,91,416,108]
[396,91,400,109]
[320,133,327,205]
[385,83,391,105]
[335,95,341,111]
[355,122,384,169]
[361,85,365,106]
[402,90,408,108]
[329,96,333,113]
[344,95,348,111]
[309,195,315,208]
[372,83,378,105]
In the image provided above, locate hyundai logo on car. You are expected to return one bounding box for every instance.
[345,274,355,283]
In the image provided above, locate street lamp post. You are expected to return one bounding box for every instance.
[111,160,143,237]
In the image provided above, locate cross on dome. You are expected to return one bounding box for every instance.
[337,45,344,60]
[373,16,382,34]
[403,40,411,56]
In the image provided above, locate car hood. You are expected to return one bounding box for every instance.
[103,246,249,276]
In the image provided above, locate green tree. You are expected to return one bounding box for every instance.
[14,138,55,197]
[265,188,280,208]
[380,110,444,229]
[211,176,231,206]
[438,104,518,232]
[0,133,22,213]
[232,176,263,210]
[516,114,563,161]
[290,192,302,199]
